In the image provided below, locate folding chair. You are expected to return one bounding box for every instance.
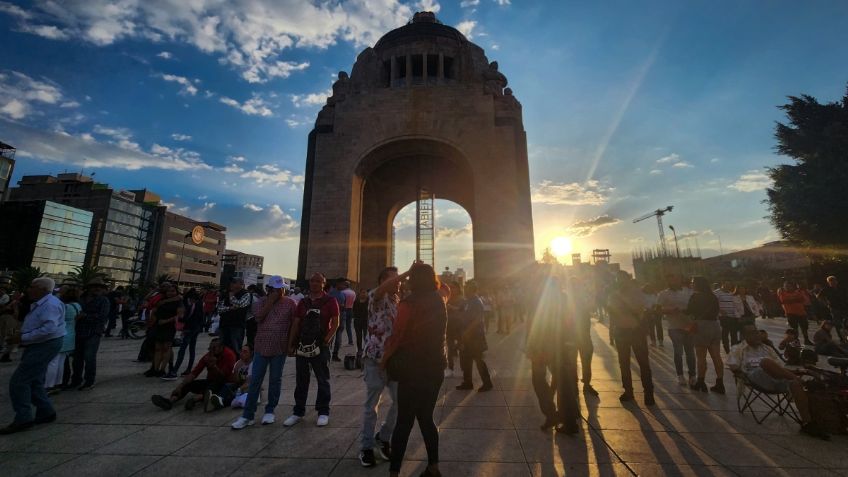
[734,370,802,425]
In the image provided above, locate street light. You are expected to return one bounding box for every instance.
[668,225,681,258]
[176,232,192,287]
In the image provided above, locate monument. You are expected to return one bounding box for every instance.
[297,11,535,284]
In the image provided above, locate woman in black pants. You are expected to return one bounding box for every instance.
[382,263,447,477]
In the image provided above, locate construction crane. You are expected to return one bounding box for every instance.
[632,206,674,252]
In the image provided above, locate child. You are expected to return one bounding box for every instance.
[229,345,256,408]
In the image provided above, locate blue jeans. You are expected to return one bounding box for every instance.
[219,325,245,355]
[71,334,101,385]
[243,354,286,420]
[174,328,200,373]
[668,328,695,377]
[9,337,61,423]
[293,346,331,416]
[361,358,398,450]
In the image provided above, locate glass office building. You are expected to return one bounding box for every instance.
[96,195,155,286]
[0,200,93,276]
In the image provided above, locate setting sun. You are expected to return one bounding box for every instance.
[550,236,573,258]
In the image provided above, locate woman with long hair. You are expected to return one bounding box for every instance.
[687,276,724,393]
[382,262,447,477]
[151,285,184,377]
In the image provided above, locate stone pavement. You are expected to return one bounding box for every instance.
[0,318,846,477]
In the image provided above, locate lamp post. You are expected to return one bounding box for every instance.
[668,225,681,258]
[176,232,192,287]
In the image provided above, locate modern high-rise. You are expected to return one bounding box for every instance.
[0,200,93,276]
[9,174,162,286]
[153,212,227,289]
[0,141,15,202]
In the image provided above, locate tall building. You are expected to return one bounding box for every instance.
[221,250,264,287]
[0,200,93,276]
[0,141,15,202]
[154,212,226,289]
[223,250,264,273]
[9,174,161,287]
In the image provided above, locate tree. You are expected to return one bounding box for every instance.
[11,266,44,293]
[767,86,848,266]
[67,265,110,287]
[540,247,559,265]
[155,273,174,286]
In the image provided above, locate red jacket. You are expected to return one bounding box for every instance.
[777,288,808,317]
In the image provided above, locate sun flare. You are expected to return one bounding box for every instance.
[550,236,573,258]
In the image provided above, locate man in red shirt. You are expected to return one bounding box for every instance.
[150,338,237,411]
[778,281,812,345]
[283,272,340,427]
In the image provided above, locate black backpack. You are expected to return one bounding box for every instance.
[296,297,326,358]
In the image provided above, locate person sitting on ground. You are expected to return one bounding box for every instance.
[778,329,802,364]
[229,345,255,409]
[151,338,237,412]
[812,320,848,357]
[727,325,829,440]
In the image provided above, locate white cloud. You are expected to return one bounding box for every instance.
[455,20,477,39]
[158,73,198,95]
[285,118,302,128]
[674,229,714,240]
[729,170,771,192]
[649,169,662,175]
[437,223,472,239]
[710,157,720,163]
[244,203,264,212]
[531,180,613,206]
[460,0,480,7]
[171,133,191,141]
[156,51,173,59]
[672,161,693,168]
[493,0,511,4]
[18,23,69,40]
[240,163,304,187]
[290,89,331,108]
[219,95,273,117]
[656,153,680,164]
[416,0,441,13]
[0,70,67,120]
[2,1,417,83]
[230,155,246,162]
[2,119,211,171]
[567,215,621,237]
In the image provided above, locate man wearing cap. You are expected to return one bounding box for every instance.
[70,278,111,390]
[1,277,66,434]
[231,275,297,429]
[217,277,253,354]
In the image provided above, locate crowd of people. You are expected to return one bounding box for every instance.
[2,264,847,472]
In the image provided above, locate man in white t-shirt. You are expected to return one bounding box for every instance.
[728,325,828,440]
[657,274,695,386]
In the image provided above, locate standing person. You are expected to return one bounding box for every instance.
[444,282,464,377]
[103,286,126,338]
[642,284,663,347]
[608,272,654,406]
[148,285,183,378]
[341,281,357,345]
[45,286,80,393]
[715,282,743,353]
[0,283,20,362]
[231,276,296,429]
[736,285,762,327]
[173,289,205,376]
[359,266,405,467]
[202,288,218,332]
[70,279,110,390]
[687,277,724,393]
[0,278,66,434]
[777,281,812,345]
[657,274,695,386]
[217,278,252,354]
[244,284,264,348]
[455,282,493,392]
[352,288,368,362]
[382,263,447,477]
[568,278,598,396]
[137,284,167,363]
[817,276,848,342]
[329,280,346,362]
[283,272,340,427]
[526,273,561,430]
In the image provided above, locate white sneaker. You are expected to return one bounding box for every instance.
[677,375,687,385]
[283,415,302,427]
[231,417,254,430]
[317,415,329,427]
[261,413,275,425]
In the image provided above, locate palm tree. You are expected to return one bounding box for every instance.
[11,266,44,293]
[67,265,110,287]
[155,273,174,286]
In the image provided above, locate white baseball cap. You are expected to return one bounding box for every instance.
[267,275,287,289]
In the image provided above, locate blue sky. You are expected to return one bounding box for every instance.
[1,0,847,277]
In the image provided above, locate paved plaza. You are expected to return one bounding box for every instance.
[0,318,846,477]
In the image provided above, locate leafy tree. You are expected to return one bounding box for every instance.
[11,266,44,293]
[155,274,174,286]
[767,86,848,265]
[67,265,110,287]
[540,247,559,265]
